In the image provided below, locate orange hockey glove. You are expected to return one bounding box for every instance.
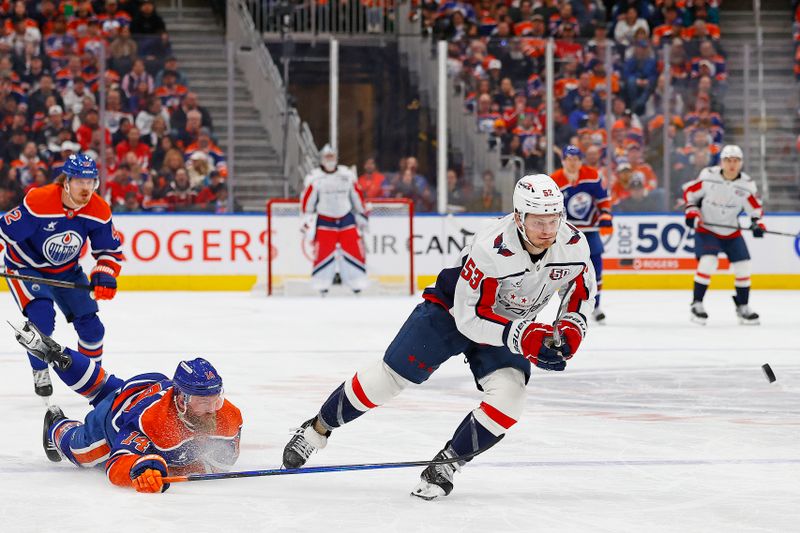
[130,454,170,493]
[90,261,118,300]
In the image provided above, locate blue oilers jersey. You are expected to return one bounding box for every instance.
[0,184,123,274]
[551,167,612,232]
[99,373,243,486]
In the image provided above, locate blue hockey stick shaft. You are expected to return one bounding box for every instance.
[163,446,490,484]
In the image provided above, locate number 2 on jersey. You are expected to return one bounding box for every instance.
[460,258,484,289]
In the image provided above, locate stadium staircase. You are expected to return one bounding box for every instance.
[722,3,799,211]
[159,2,287,211]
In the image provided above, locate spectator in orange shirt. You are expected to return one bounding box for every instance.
[358,157,386,199]
[627,145,658,192]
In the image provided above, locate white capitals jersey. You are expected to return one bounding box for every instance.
[422,214,597,354]
[300,165,366,219]
[682,166,763,237]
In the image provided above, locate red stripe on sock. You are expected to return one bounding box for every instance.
[351,373,377,409]
[479,402,517,429]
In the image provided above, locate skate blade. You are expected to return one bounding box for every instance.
[410,482,446,501]
[690,315,707,326]
[737,317,760,326]
[39,395,52,407]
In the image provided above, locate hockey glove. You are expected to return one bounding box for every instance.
[554,319,584,359]
[598,212,614,237]
[685,206,701,229]
[90,262,118,300]
[130,454,170,493]
[513,322,567,371]
[750,218,766,238]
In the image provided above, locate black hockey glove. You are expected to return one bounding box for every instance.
[750,218,766,238]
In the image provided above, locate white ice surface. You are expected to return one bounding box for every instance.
[0,290,798,533]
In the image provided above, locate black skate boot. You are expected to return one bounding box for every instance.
[410,447,462,501]
[43,406,67,462]
[690,301,708,325]
[733,296,760,325]
[592,307,606,324]
[8,321,71,369]
[32,368,53,397]
[282,417,330,469]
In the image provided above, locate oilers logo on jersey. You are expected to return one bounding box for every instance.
[43,231,83,265]
[566,192,594,221]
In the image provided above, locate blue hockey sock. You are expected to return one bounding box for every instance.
[318,383,366,430]
[693,281,709,303]
[53,348,123,406]
[735,286,750,305]
[446,413,504,463]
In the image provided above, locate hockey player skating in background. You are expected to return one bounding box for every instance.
[683,144,764,325]
[551,145,612,323]
[300,144,369,295]
[283,174,596,500]
[9,321,242,494]
[0,154,123,398]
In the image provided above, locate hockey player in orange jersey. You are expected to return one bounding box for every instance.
[10,321,243,493]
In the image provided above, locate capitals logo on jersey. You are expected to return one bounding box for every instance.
[566,192,594,221]
[493,234,515,257]
[43,231,83,265]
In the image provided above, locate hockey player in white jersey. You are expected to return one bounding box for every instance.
[282,174,596,499]
[300,144,369,294]
[683,144,765,325]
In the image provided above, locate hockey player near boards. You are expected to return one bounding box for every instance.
[683,144,764,325]
[0,153,123,398]
[300,144,369,295]
[283,174,596,500]
[9,321,242,494]
[551,145,613,324]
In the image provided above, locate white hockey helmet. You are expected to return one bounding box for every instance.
[513,174,564,245]
[513,174,564,216]
[320,143,337,172]
[720,144,743,160]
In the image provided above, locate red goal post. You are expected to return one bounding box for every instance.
[266,198,415,295]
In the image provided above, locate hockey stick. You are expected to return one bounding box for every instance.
[0,271,91,291]
[163,447,488,484]
[701,222,798,238]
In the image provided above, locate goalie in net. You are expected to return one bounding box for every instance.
[299,144,369,295]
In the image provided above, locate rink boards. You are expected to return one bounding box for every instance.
[2,213,798,290]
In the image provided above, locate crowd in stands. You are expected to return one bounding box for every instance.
[0,0,232,214]
[416,0,728,212]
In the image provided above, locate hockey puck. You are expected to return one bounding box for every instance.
[762,364,776,383]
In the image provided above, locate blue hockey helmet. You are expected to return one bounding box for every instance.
[562,144,582,160]
[62,153,99,180]
[173,358,223,397]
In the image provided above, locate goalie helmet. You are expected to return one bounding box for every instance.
[173,358,223,396]
[720,144,743,160]
[319,143,337,172]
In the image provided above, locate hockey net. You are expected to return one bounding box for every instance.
[266,198,415,296]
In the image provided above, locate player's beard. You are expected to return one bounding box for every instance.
[185,411,218,434]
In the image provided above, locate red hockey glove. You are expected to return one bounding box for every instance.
[555,319,584,359]
[90,262,118,300]
[516,322,567,371]
[130,454,170,493]
[750,218,766,238]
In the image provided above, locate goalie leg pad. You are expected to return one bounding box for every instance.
[23,299,56,371]
[73,313,105,365]
[310,229,339,292]
[472,367,526,437]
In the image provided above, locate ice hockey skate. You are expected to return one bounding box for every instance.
[42,406,66,462]
[410,448,462,501]
[282,417,329,469]
[733,296,760,325]
[8,321,71,369]
[32,368,53,398]
[690,301,708,325]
